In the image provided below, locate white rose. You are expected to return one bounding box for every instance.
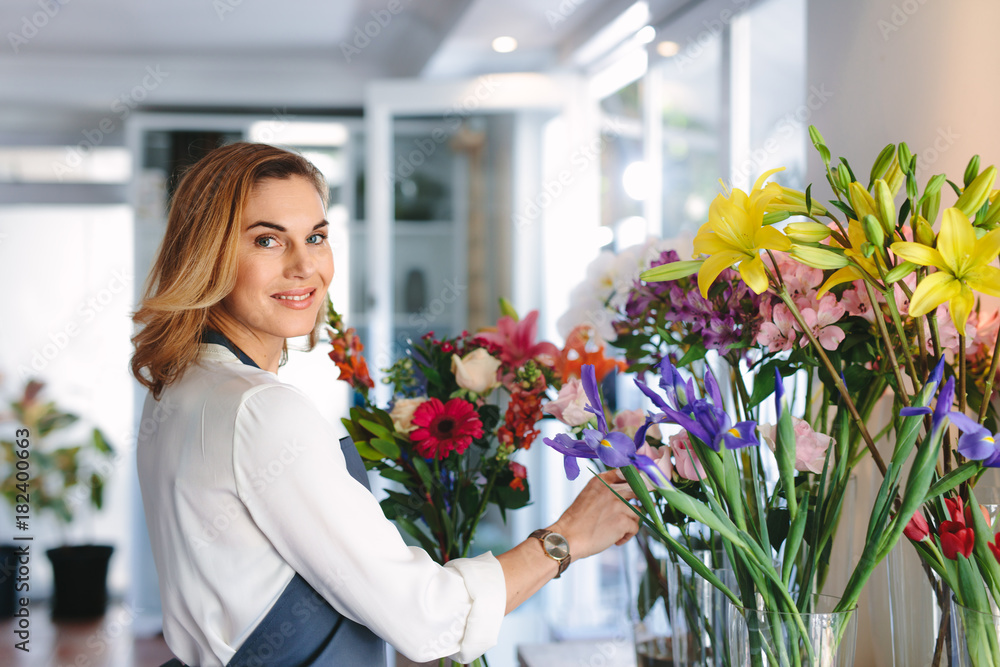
[389,397,428,433]
[451,348,502,394]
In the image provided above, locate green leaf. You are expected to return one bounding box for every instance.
[354,440,384,461]
[675,341,708,368]
[359,419,395,441]
[370,438,401,459]
[924,462,979,503]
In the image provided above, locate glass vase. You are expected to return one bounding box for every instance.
[628,535,733,666]
[728,594,857,667]
[951,596,1000,667]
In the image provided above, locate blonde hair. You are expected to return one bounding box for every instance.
[131,142,329,398]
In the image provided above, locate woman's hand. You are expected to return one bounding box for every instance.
[547,470,641,560]
[497,470,640,614]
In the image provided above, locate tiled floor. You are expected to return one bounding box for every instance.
[0,602,173,667]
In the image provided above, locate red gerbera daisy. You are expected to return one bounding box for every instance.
[410,398,484,460]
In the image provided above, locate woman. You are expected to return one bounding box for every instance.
[132,142,640,667]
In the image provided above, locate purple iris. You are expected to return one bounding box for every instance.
[636,359,758,452]
[948,409,1000,467]
[899,358,952,434]
[543,365,669,486]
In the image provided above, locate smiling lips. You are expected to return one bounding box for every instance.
[272,288,317,310]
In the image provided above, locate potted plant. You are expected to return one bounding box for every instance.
[0,378,114,618]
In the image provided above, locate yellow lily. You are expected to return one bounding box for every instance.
[890,207,1000,335]
[692,167,791,297]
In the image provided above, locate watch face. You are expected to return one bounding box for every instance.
[543,533,569,559]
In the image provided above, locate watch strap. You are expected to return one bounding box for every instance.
[529,529,571,578]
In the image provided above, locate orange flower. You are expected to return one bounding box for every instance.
[556,324,626,382]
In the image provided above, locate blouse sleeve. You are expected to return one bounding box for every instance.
[230,383,505,663]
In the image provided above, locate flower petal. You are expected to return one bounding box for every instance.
[697,249,746,298]
[891,241,947,270]
[967,265,1000,298]
[948,285,975,337]
[966,227,1000,272]
[907,271,962,318]
[938,207,976,274]
[738,255,771,295]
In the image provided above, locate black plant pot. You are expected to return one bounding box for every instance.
[0,545,18,617]
[46,545,114,619]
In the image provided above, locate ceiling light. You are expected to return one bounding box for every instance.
[636,26,656,45]
[492,36,518,53]
[656,41,680,57]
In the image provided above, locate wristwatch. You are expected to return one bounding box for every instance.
[529,529,571,578]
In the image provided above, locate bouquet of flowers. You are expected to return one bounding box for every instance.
[326,300,624,568]
[544,126,998,665]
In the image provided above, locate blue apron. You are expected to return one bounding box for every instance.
[161,332,387,666]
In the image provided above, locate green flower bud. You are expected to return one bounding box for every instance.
[955,166,997,219]
[898,143,914,175]
[789,245,850,270]
[914,215,936,247]
[964,155,981,188]
[874,179,896,235]
[862,214,885,248]
[884,261,918,284]
[784,222,832,243]
[641,260,702,283]
[869,143,896,186]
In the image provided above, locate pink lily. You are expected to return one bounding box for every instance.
[475,310,560,367]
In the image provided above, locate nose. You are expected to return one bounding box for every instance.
[285,241,316,279]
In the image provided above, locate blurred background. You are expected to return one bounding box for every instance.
[0,0,998,664]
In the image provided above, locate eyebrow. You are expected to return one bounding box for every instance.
[245,220,329,232]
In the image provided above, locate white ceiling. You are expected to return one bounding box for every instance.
[0,0,690,132]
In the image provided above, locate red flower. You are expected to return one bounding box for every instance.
[475,310,560,367]
[410,398,483,460]
[940,520,975,560]
[946,497,964,523]
[903,511,930,541]
[497,387,544,450]
[509,462,527,491]
[989,533,1000,564]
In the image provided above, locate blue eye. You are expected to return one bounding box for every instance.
[307,233,328,244]
[255,235,277,248]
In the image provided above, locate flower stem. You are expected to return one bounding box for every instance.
[862,281,910,407]
[880,282,922,393]
[778,289,888,477]
[977,322,1000,424]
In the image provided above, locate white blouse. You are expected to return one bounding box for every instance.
[137,344,506,666]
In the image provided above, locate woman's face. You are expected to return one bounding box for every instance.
[221,175,333,368]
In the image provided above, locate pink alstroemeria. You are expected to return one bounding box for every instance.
[759,417,832,474]
[475,310,560,367]
[543,377,592,427]
[613,409,661,441]
[669,431,705,481]
[798,294,846,351]
[756,303,797,352]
